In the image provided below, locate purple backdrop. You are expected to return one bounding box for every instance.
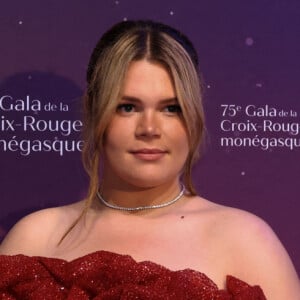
[1,0,299,275]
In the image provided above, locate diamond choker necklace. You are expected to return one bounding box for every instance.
[96,184,185,212]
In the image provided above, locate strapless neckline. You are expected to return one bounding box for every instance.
[0,250,266,299]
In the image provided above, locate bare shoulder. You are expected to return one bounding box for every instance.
[188,195,271,233]
[226,206,300,299]
[0,201,85,256]
[192,197,300,299]
[191,197,288,250]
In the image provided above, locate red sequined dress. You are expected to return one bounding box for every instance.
[0,250,266,299]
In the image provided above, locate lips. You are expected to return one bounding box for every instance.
[129,148,167,161]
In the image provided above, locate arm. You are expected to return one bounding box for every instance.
[231,211,300,299]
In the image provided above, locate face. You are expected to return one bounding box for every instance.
[102,60,189,189]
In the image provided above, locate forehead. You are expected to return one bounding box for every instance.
[121,60,175,98]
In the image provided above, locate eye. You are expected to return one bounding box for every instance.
[116,103,135,113]
[164,104,182,114]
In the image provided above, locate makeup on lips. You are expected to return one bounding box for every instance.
[129,148,168,161]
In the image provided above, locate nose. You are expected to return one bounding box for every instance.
[135,110,161,138]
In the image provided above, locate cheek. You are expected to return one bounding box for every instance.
[104,119,121,144]
[180,138,190,162]
[104,132,122,153]
[169,123,189,149]
[166,128,189,168]
[104,120,131,153]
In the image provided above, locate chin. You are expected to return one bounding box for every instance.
[122,174,178,190]
[104,163,182,190]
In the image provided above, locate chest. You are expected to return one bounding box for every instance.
[51,214,231,288]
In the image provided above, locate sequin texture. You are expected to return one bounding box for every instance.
[0,251,266,299]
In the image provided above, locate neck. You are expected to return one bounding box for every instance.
[98,179,183,211]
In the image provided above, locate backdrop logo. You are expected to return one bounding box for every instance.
[219,104,300,151]
[0,94,83,156]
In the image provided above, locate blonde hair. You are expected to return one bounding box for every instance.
[60,20,205,243]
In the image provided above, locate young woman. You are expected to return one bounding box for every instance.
[0,20,299,299]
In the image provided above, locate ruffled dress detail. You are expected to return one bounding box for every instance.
[0,250,266,299]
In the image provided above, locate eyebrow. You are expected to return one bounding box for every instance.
[121,96,178,104]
